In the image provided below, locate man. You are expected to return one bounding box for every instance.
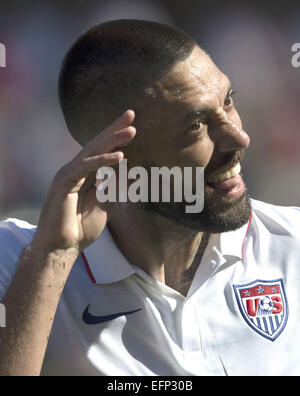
[0,20,299,376]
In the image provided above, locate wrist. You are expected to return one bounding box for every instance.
[26,238,80,276]
[30,233,81,261]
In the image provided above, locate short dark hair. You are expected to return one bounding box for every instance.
[58,19,196,145]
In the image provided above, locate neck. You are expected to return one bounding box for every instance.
[108,203,209,295]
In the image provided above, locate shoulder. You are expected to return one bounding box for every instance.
[0,217,36,239]
[250,199,300,237]
[0,218,36,251]
[0,218,36,299]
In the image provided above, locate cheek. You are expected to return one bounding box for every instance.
[177,135,214,168]
[125,135,173,168]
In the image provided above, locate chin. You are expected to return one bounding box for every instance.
[191,190,252,233]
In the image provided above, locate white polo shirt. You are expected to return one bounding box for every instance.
[0,199,299,376]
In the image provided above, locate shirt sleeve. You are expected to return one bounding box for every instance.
[0,218,36,300]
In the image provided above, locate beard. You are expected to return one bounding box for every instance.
[135,149,251,233]
[141,182,251,233]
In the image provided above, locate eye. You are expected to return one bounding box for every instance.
[190,120,204,132]
[224,89,236,107]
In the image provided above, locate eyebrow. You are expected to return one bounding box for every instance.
[182,79,233,123]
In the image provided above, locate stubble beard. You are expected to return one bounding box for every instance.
[141,184,251,233]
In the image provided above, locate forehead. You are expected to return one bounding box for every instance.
[136,47,231,137]
[156,46,228,103]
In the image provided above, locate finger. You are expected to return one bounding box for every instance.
[86,126,136,157]
[70,151,124,181]
[103,109,135,137]
[85,109,135,149]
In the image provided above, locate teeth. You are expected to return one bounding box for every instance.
[207,162,241,183]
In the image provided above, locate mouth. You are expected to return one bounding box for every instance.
[206,162,241,184]
[206,162,245,199]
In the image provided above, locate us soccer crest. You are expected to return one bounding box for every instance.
[233,279,288,341]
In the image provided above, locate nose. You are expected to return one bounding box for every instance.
[210,108,250,152]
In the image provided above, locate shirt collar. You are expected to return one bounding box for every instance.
[83,226,137,284]
[217,211,252,259]
[83,213,252,285]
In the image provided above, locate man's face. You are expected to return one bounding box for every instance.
[128,45,251,233]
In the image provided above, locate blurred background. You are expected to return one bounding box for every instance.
[0,0,299,224]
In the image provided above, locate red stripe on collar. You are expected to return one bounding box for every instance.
[81,251,96,284]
